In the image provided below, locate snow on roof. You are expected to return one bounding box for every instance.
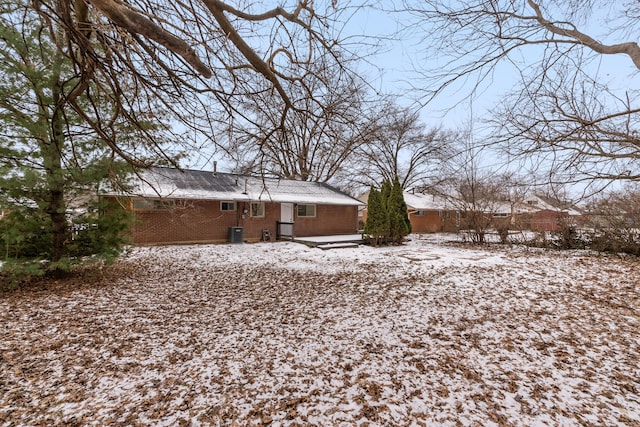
[357,190,455,211]
[358,189,581,215]
[103,167,364,206]
[402,191,454,211]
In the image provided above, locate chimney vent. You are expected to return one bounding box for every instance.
[213,161,217,176]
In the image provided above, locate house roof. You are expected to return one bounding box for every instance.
[358,190,456,211]
[402,191,454,211]
[358,189,582,216]
[103,167,364,206]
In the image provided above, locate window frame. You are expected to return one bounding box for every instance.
[250,202,265,218]
[297,203,316,218]
[221,201,236,212]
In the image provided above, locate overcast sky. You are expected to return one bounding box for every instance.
[343,2,640,133]
[190,2,639,188]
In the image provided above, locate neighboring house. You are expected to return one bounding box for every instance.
[359,189,582,234]
[100,167,364,245]
[402,190,460,233]
[510,195,582,232]
[460,194,582,233]
[359,189,460,233]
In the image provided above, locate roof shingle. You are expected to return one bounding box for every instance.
[104,167,364,206]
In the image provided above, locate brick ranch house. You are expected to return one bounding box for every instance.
[101,167,365,245]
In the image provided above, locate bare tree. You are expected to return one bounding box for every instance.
[491,71,640,186]
[28,0,359,167]
[221,54,374,183]
[433,132,512,243]
[349,100,453,191]
[582,183,640,254]
[400,0,640,186]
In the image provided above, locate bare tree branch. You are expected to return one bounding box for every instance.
[527,0,640,69]
[89,0,212,77]
[400,0,640,186]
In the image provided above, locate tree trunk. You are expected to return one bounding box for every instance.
[45,160,68,267]
[45,86,68,269]
[48,186,67,263]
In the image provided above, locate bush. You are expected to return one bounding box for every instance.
[587,231,640,256]
[0,198,132,282]
[552,223,586,250]
[0,208,52,260]
[66,201,132,261]
[0,259,46,291]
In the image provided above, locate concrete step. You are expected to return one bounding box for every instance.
[317,242,360,250]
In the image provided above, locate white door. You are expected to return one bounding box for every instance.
[281,203,294,223]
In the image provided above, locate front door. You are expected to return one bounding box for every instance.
[281,203,294,223]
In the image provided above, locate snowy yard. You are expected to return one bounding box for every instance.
[1,235,639,426]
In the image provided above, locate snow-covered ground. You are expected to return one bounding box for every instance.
[1,235,639,426]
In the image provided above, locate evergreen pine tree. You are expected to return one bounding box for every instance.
[380,179,392,244]
[363,186,375,244]
[387,178,410,244]
[0,2,138,278]
[364,186,388,246]
[396,177,412,235]
[365,178,412,246]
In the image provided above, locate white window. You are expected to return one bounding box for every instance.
[250,202,265,218]
[221,201,236,212]
[297,204,316,217]
[415,210,426,216]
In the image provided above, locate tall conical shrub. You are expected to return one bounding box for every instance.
[364,186,388,246]
[388,177,410,244]
[365,177,411,246]
[380,179,392,243]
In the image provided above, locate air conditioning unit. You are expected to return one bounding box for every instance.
[228,227,243,243]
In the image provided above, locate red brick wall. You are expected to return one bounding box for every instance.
[410,211,444,233]
[115,197,359,245]
[236,201,280,242]
[362,209,460,233]
[131,199,242,244]
[529,210,568,232]
[293,204,360,237]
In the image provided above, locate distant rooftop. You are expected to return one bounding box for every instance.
[402,191,453,211]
